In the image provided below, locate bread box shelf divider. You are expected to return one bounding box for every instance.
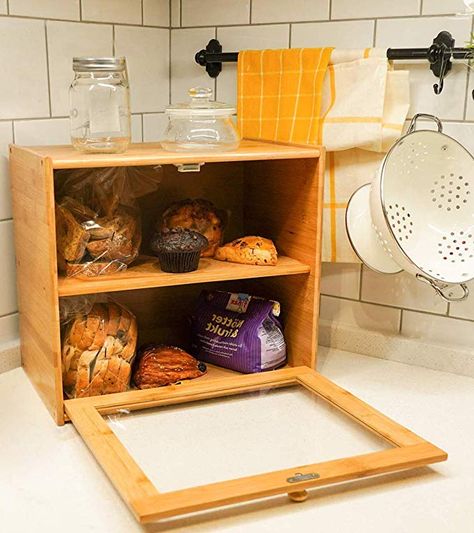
[9,140,325,425]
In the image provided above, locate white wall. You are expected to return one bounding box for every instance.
[170,0,474,363]
[1,0,473,372]
[0,0,170,361]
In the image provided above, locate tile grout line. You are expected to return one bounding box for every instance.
[169,20,172,105]
[419,0,423,16]
[462,15,474,121]
[358,265,364,300]
[141,0,144,26]
[399,309,404,333]
[79,0,82,21]
[214,26,217,99]
[179,0,182,27]
[0,12,167,28]
[112,24,115,55]
[44,20,53,118]
[165,12,463,30]
[373,18,377,47]
[321,293,474,323]
[0,311,18,319]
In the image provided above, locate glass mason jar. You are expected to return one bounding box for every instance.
[69,57,131,153]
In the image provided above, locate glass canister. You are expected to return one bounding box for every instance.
[162,87,240,152]
[69,57,131,153]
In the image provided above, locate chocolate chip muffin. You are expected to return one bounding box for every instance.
[150,227,208,273]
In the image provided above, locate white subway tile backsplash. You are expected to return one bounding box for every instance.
[361,268,448,314]
[143,0,170,26]
[463,76,474,121]
[320,295,401,334]
[14,118,70,145]
[441,122,474,155]
[0,122,13,221]
[376,16,471,120]
[291,19,374,48]
[0,18,49,119]
[171,0,181,27]
[252,0,329,23]
[181,0,250,27]
[0,313,19,345]
[332,0,420,19]
[422,0,467,15]
[320,263,361,299]
[0,1,6,14]
[10,0,80,20]
[0,221,17,316]
[404,64,466,121]
[115,26,169,113]
[47,21,113,117]
[402,310,474,349]
[449,281,474,320]
[143,113,167,141]
[216,24,289,105]
[81,0,142,24]
[131,114,143,142]
[171,28,216,104]
[376,15,470,49]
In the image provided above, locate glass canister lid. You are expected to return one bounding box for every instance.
[166,88,236,117]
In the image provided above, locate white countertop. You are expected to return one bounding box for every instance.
[1,347,474,533]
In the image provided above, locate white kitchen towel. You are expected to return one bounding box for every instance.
[321,48,410,262]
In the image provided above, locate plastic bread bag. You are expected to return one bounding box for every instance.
[60,295,138,398]
[55,166,162,277]
[190,290,287,373]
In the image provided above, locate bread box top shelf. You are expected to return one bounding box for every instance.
[10,140,322,169]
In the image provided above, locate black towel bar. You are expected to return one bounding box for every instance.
[194,31,474,97]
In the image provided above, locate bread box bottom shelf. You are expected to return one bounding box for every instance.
[63,363,291,420]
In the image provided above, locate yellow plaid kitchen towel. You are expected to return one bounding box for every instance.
[237,48,333,144]
[237,48,409,262]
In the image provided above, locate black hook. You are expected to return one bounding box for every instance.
[433,53,447,95]
[428,31,454,95]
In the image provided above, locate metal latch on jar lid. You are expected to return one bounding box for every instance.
[174,162,205,173]
[286,472,320,483]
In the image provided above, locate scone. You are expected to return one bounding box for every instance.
[215,236,278,266]
[133,345,207,389]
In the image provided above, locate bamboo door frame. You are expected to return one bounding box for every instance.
[65,366,447,523]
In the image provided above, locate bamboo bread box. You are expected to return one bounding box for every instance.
[9,140,446,523]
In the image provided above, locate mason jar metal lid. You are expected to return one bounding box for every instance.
[72,57,127,72]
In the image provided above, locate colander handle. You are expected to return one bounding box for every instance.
[416,274,469,302]
[408,114,443,134]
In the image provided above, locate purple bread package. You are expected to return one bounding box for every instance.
[190,290,287,373]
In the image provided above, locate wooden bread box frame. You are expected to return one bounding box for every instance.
[9,140,446,522]
[9,140,325,425]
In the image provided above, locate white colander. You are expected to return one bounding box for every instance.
[346,114,474,302]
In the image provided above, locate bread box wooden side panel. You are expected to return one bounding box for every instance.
[243,156,325,368]
[10,146,63,423]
